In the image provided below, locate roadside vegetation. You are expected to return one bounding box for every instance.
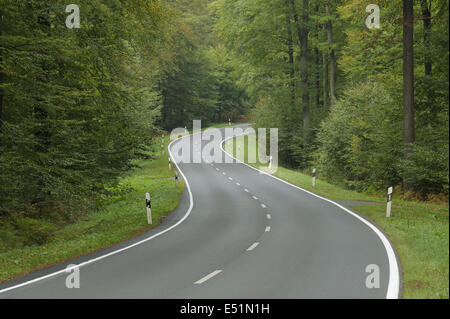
[215,0,448,201]
[0,135,184,282]
[0,0,248,283]
[225,134,449,299]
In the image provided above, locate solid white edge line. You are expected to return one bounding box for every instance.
[247,242,259,251]
[194,270,223,284]
[220,133,401,299]
[0,133,197,295]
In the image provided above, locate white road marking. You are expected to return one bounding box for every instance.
[194,270,223,284]
[266,214,271,220]
[229,177,233,181]
[244,189,249,193]
[222,172,226,175]
[261,204,266,209]
[252,196,258,200]
[265,226,271,232]
[247,242,259,251]
[220,133,401,299]
[0,133,197,295]
[216,168,220,171]
[236,182,240,186]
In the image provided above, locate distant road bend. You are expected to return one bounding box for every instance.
[0,125,401,299]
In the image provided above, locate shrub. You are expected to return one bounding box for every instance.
[14,217,58,246]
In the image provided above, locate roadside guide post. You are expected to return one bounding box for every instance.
[386,187,393,217]
[145,193,152,225]
[312,168,316,187]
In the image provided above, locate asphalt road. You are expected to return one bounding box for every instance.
[0,125,400,299]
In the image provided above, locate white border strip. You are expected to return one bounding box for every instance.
[220,133,401,299]
[0,134,195,295]
[194,270,223,284]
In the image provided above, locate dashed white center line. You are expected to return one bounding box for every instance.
[247,242,259,251]
[222,172,226,176]
[261,204,266,209]
[265,226,271,232]
[236,182,240,186]
[216,168,220,171]
[252,196,258,200]
[244,189,249,193]
[266,214,271,220]
[228,177,233,181]
[194,270,223,285]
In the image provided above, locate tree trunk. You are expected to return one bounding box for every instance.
[0,11,3,136]
[325,4,336,106]
[285,9,296,117]
[403,0,415,191]
[314,5,321,108]
[420,0,431,76]
[323,51,329,108]
[315,48,320,108]
[290,0,310,141]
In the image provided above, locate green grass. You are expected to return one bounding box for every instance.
[224,133,449,299]
[0,135,184,282]
[354,204,449,299]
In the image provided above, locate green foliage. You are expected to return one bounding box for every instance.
[14,217,57,246]
[0,0,171,218]
[160,0,248,130]
[0,142,184,281]
[316,81,404,191]
[214,0,448,197]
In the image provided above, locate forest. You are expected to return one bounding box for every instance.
[0,0,248,225]
[0,1,448,244]
[213,0,448,200]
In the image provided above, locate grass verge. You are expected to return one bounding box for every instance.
[0,135,184,283]
[224,133,449,299]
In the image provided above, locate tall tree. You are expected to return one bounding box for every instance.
[322,51,329,108]
[403,0,415,190]
[290,0,310,141]
[285,8,296,117]
[325,4,336,106]
[313,4,321,108]
[420,0,432,76]
[0,10,3,137]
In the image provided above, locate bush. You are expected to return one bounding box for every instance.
[14,217,58,246]
[315,80,449,197]
[315,81,404,192]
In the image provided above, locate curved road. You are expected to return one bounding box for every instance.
[0,125,400,299]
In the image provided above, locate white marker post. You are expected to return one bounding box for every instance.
[269,156,273,169]
[145,193,152,225]
[228,118,231,126]
[312,168,316,187]
[168,157,171,170]
[386,187,393,217]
